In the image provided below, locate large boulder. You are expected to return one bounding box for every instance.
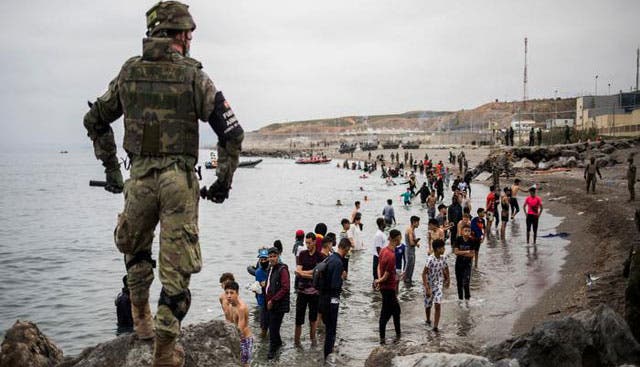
[0,320,64,367]
[485,305,640,367]
[599,143,616,155]
[365,340,478,367]
[513,159,536,170]
[58,320,240,367]
[390,353,518,367]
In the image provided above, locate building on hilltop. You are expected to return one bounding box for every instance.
[576,91,640,136]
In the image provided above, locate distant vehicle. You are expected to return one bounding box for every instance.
[382,141,400,149]
[295,156,332,164]
[338,143,357,154]
[360,141,378,151]
[402,141,420,149]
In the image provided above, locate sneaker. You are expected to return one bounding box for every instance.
[425,320,432,326]
[432,327,439,333]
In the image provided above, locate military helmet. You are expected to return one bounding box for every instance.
[146,1,196,36]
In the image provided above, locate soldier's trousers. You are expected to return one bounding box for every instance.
[586,174,597,193]
[115,164,201,340]
[630,183,636,201]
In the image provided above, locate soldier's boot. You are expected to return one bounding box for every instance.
[132,303,154,340]
[152,337,185,367]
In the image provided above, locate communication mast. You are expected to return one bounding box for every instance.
[636,48,640,90]
[523,37,528,109]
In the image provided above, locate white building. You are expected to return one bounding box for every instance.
[510,120,536,132]
[545,118,574,129]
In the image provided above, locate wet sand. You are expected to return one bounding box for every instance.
[511,159,638,333]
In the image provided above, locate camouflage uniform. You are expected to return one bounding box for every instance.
[83,3,243,362]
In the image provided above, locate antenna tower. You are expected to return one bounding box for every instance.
[523,37,528,109]
[636,48,640,91]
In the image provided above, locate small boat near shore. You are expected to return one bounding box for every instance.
[238,159,263,168]
[295,156,332,164]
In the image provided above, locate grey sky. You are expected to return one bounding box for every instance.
[0,0,638,150]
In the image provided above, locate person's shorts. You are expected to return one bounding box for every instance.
[501,215,509,223]
[295,293,319,325]
[486,211,494,221]
[240,336,253,364]
[424,285,443,308]
[471,239,481,252]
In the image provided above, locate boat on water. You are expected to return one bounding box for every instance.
[382,141,400,149]
[238,159,263,168]
[295,156,332,164]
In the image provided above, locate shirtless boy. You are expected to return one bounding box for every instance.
[219,272,236,320]
[224,281,253,367]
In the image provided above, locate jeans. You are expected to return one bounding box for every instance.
[372,255,379,280]
[320,295,340,359]
[455,260,471,300]
[268,311,285,351]
[379,289,401,341]
[404,245,416,282]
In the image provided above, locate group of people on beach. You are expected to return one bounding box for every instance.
[201,151,545,365]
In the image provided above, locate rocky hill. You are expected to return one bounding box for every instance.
[255,98,576,136]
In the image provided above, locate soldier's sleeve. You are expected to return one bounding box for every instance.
[195,70,244,188]
[83,75,123,170]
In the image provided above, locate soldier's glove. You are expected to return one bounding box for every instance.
[105,166,124,194]
[200,179,229,204]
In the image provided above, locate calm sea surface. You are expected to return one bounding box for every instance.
[0,149,567,366]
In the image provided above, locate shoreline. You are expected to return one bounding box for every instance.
[511,166,634,334]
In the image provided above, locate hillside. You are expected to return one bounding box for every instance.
[255,98,576,136]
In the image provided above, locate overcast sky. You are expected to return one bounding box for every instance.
[0,0,638,151]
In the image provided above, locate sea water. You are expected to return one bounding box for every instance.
[0,149,567,366]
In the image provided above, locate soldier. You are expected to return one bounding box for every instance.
[584,157,602,194]
[564,123,571,144]
[628,154,637,202]
[83,2,243,366]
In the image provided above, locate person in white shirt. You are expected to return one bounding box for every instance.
[371,217,387,287]
[349,213,366,251]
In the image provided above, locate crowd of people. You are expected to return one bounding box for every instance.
[114,150,546,365]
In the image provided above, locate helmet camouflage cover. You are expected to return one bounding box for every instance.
[146,1,196,36]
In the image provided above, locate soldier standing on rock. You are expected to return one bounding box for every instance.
[628,154,637,202]
[83,2,243,366]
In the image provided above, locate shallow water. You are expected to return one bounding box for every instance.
[0,150,567,366]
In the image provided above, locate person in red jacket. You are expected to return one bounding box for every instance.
[265,247,290,359]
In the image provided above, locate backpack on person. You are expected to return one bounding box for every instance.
[312,256,331,290]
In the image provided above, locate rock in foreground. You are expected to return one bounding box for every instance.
[368,305,640,367]
[0,320,63,367]
[1,320,241,367]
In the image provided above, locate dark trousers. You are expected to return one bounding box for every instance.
[379,289,401,340]
[268,311,285,351]
[372,255,379,280]
[455,260,471,300]
[526,214,539,242]
[586,174,597,193]
[320,295,339,359]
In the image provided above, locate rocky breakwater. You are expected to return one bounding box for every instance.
[0,320,241,367]
[365,305,640,367]
[470,138,640,177]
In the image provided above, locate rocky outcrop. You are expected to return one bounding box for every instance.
[0,320,64,367]
[1,320,241,367]
[473,138,640,178]
[485,305,640,367]
[367,305,640,367]
[389,353,518,367]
